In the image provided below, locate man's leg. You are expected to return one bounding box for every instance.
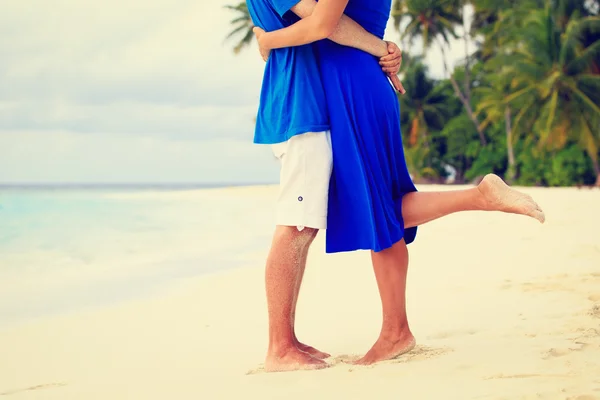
[290,230,331,359]
[264,225,327,372]
[264,130,333,372]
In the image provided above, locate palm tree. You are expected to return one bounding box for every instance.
[469,0,545,61]
[399,58,454,180]
[392,0,488,146]
[224,2,255,54]
[475,73,523,182]
[499,8,600,185]
[391,0,462,48]
[400,60,453,145]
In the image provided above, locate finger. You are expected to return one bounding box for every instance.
[381,65,400,74]
[390,75,401,91]
[379,59,401,68]
[386,42,400,53]
[380,52,401,62]
[397,81,406,95]
[390,75,406,94]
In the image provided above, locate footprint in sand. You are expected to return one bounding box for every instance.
[589,304,600,319]
[588,294,600,302]
[573,326,600,341]
[427,329,478,340]
[484,373,573,380]
[543,342,589,359]
[504,273,600,299]
[0,383,67,396]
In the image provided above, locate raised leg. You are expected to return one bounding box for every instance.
[354,239,416,365]
[402,174,545,229]
[264,225,328,373]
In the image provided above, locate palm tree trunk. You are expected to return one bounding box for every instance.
[438,39,487,146]
[504,106,516,183]
[462,11,471,103]
[593,157,600,187]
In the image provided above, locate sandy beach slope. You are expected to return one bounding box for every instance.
[1,185,599,400]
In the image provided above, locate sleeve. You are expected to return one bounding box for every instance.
[269,0,302,18]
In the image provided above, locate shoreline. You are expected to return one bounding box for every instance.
[1,185,599,399]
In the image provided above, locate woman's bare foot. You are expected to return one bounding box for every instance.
[295,340,331,359]
[264,347,329,373]
[352,334,416,366]
[477,174,545,223]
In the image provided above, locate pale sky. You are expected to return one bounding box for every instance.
[0,0,465,184]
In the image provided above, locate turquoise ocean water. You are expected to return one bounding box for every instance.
[0,184,275,329]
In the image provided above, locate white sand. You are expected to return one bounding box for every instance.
[1,185,599,400]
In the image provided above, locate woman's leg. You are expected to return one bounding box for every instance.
[402,174,545,229]
[353,174,545,366]
[354,239,416,365]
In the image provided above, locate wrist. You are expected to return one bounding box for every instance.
[376,40,388,58]
[260,33,273,51]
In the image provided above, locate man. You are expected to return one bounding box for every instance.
[246,0,403,372]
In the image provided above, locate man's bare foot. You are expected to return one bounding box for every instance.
[352,334,416,366]
[295,341,331,359]
[477,174,545,223]
[264,347,329,373]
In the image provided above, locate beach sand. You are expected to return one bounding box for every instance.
[1,185,599,400]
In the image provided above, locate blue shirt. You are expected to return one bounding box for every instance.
[246,0,330,144]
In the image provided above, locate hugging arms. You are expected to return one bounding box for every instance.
[253,0,406,93]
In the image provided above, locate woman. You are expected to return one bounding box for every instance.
[254,0,545,366]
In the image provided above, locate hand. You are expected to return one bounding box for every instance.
[380,41,406,94]
[253,27,271,62]
[380,41,402,75]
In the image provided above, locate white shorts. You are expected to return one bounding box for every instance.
[271,131,333,230]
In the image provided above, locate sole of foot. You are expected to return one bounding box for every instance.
[478,174,545,223]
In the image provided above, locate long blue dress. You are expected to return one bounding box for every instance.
[318,0,418,253]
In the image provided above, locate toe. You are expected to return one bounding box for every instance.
[532,209,545,223]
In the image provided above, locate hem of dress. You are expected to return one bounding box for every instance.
[325,226,417,254]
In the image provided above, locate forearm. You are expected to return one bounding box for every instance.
[289,0,387,57]
[260,16,330,50]
[328,15,388,57]
[260,0,348,50]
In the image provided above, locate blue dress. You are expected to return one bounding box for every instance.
[318,0,418,253]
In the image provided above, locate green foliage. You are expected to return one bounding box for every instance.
[392,0,462,50]
[225,0,600,185]
[516,140,596,186]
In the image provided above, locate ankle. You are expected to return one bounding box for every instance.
[379,322,412,342]
[267,341,297,358]
[473,186,489,210]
